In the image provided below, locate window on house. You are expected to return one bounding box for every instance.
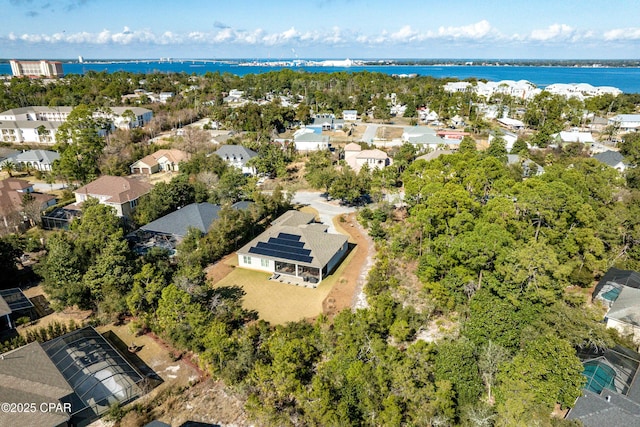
[261,259,269,267]
[243,255,251,264]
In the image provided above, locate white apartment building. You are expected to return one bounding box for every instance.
[0,106,153,145]
[10,60,64,78]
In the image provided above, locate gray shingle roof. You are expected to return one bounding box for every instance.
[593,151,626,168]
[140,202,222,237]
[12,149,60,164]
[214,145,258,167]
[238,210,348,268]
[567,390,640,427]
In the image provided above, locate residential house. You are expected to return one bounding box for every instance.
[609,114,640,133]
[214,145,258,175]
[593,151,628,172]
[0,178,56,231]
[592,268,640,343]
[0,326,147,427]
[309,114,345,131]
[129,149,190,174]
[418,108,439,123]
[10,150,59,172]
[344,143,391,172]
[497,117,525,131]
[589,116,609,132]
[237,210,349,286]
[73,176,152,218]
[488,130,520,152]
[0,147,19,164]
[343,110,358,121]
[553,130,595,144]
[0,288,35,331]
[130,201,251,255]
[507,154,544,177]
[566,345,640,427]
[443,82,472,93]
[159,92,173,103]
[294,132,330,152]
[450,115,465,128]
[224,89,245,103]
[402,126,455,149]
[415,149,456,162]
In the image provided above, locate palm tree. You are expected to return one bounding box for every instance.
[1,160,16,177]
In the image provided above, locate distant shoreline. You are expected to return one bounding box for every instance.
[2,58,640,68]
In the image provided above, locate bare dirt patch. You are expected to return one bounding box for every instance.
[376,126,404,140]
[322,212,375,316]
[18,285,92,334]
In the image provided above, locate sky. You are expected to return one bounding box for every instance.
[2,0,640,60]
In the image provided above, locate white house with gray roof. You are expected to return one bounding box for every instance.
[9,149,59,171]
[237,210,349,285]
[609,114,640,133]
[294,132,330,152]
[214,145,258,175]
[593,151,628,172]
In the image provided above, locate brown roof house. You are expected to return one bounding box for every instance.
[237,210,349,286]
[73,176,152,218]
[129,149,190,175]
[0,178,56,232]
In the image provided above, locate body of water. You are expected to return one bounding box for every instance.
[2,60,640,93]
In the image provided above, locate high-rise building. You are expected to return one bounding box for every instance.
[9,60,64,78]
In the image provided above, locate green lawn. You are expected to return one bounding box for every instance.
[212,249,355,324]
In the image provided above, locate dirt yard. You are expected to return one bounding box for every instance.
[18,285,92,334]
[376,126,405,140]
[322,213,375,316]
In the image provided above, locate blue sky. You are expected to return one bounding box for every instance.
[2,0,640,59]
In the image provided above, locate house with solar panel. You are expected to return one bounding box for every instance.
[236,210,349,286]
[593,268,640,344]
[0,326,149,427]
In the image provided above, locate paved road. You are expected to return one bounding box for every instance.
[291,191,356,234]
[360,124,380,143]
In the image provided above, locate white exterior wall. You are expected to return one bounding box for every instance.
[295,140,329,151]
[237,254,274,274]
[325,242,349,276]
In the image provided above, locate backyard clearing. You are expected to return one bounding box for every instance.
[207,211,374,324]
[209,247,357,324]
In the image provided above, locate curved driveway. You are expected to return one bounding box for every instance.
[291,191,356,234]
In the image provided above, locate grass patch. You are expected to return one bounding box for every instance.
[212,248,357,325]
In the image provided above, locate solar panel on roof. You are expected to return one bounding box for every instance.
[278,232,301,241]
[260,240,311,254]
[249,246,313,263]
[267,237,305,248]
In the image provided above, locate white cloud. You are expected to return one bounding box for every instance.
[529,24,575,41]
[436,20,494,39]
[604,27,640,41]
[2,21,639,53]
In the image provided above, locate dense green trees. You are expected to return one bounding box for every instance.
[53,105,108,183]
